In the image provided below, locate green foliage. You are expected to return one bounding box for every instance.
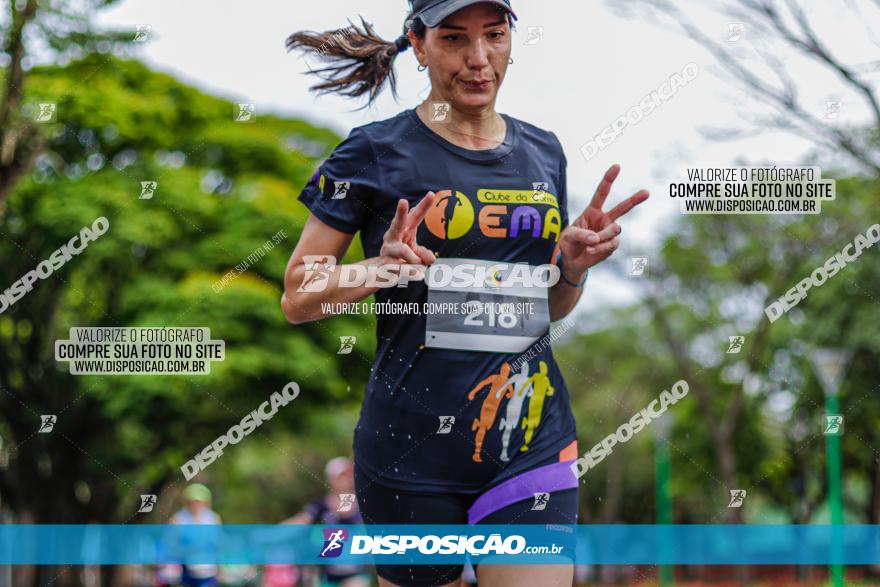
[559,176,880,524]
[0,55,368,523]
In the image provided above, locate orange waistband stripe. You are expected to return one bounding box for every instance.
[559,439,578,462]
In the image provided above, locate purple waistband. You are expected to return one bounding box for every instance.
[467,460,579,525]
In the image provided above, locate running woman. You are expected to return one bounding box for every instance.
[282,2,648,586]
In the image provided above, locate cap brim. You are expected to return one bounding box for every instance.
[418,0,517,28]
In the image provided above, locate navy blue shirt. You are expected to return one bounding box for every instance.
[298,108,578,493]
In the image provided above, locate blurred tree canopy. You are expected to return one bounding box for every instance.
[0,56,375,538]
[1,0,141,208]
[559,176,880,529]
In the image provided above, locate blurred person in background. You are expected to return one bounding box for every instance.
[284,457,370,587]
[172,484,222,587]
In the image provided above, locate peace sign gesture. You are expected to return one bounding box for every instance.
[379,191,438,271]
[558,164,649,277]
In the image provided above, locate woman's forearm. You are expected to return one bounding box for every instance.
[281,256,386,324]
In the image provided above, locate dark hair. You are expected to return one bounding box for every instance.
[286,15,425,106]
[286,11,513,106]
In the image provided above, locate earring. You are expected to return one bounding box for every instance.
[508,57,514,64]
[418,64,427,71]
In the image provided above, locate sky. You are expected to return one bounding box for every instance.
[96,0,879,315]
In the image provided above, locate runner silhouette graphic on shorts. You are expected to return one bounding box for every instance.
[498,363,533,461]
[520,361,554,452]
[467,362,514,463]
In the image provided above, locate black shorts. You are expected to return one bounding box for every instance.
[353,454,579,587]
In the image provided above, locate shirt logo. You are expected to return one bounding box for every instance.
[424,188,562,242]
[425,191,475,239]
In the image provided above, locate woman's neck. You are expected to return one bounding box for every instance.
[416,100,506,150]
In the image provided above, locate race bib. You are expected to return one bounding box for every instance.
[425,258,551,353]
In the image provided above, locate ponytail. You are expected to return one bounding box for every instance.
[286,16,425,106]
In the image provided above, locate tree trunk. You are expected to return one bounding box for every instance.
[0,0,40,214]
[598,452,625,584]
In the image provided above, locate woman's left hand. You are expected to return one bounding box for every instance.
[557,164,649,278]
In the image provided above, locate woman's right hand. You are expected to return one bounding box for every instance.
[281,191,438,324]
[377,192,437,280]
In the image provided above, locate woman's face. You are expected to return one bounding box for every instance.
[414,3,512,112]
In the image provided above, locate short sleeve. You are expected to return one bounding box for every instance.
[550,132,569,230]
[297,127,382,234]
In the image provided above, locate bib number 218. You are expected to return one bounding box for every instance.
[463,302,518,329]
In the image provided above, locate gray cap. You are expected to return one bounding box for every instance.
[410,0,517,28]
